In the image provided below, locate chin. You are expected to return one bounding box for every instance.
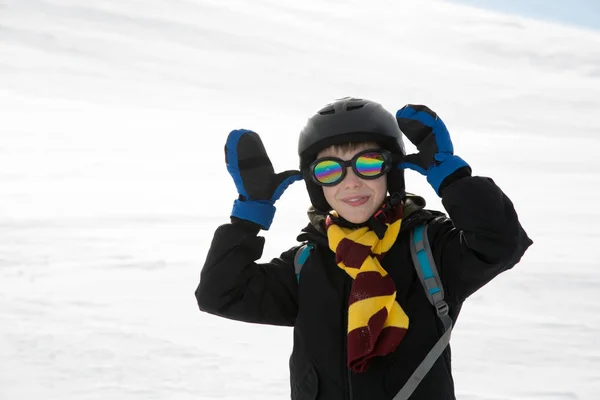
[345,217,369,224]
[338,207,373,224]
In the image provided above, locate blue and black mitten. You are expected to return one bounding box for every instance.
[396,105,471,196]
[225,129,302,230]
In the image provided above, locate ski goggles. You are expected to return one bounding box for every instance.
[308,149,393,186]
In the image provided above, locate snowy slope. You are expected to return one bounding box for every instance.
[1,0,600,399]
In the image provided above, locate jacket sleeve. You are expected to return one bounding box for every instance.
[195,223,300,326]
[427,176,533,305]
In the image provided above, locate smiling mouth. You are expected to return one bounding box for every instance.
[342,196,369,207]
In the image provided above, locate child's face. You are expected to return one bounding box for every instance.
[317,143,388,224]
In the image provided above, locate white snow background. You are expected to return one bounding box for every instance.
[1,0,600,399]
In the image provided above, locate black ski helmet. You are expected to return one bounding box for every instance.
[298,97,406,212]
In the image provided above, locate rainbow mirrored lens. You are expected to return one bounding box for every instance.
[355,153,385,177]
[313,160,343,184]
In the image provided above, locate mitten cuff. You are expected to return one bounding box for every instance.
[427,155,470,196]
[231,199,276,230]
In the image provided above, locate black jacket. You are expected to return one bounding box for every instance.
[196,177,532,400]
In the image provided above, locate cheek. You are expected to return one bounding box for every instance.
[322,186,337,206]
[379,177,388,194]
[370,177,388,201]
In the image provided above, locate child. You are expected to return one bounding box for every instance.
[195,97,532,400]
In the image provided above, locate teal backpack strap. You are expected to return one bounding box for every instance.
[293,243,314,282]
[410,224,452,330]
[394,223,453,400]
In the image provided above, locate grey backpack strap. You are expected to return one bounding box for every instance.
[394,224,453,400]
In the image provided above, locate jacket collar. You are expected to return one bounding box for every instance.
[297,193,443,245]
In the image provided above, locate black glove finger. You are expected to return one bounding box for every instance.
[237,132,276,200]
[403,153,429,170]
[396,104,438,147]
[273,169,302,187]
[397,118,432,147]
[269,169,302,202]
[237,132,275,173]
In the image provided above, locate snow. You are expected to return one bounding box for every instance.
[1,0,599,399]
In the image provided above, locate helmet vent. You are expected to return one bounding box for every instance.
[318,106,336,115]
[346,104,364,111]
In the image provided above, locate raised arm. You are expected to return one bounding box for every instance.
[195,129,303,325]
[396,105,532,304]
[196,221,300,326]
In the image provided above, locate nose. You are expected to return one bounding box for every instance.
[342,166,361,188]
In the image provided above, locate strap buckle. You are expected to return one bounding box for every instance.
[373,209,386,224]
[435,301,449,317]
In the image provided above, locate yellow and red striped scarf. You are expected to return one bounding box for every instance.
[326,205,408,373]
